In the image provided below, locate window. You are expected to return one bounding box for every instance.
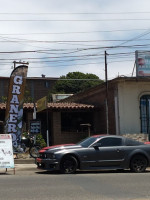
[125,138,143,146]
[97,137,122,147]
[61,112,93,132]
[45,81,50,88]
[140,95,150,133]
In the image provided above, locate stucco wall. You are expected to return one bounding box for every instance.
[118,81,150,134]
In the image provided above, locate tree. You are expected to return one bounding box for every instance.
[24,89,34,103]
[51,72,103,94]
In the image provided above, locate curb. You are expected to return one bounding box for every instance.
[14,158,36,164]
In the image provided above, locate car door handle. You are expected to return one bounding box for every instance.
[116,149,120,153]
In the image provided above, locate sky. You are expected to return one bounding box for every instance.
[0,0,150,80]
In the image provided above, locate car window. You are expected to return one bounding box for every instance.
[125,138,144,146]
[97,137,122,147]
[77,137,99,147]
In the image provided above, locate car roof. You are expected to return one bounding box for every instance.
[91,134,106,138]
[91,134,122,138]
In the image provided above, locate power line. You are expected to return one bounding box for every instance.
[0,50,136,62]
[0,28,149,36]
[0,58,135,68]
[2,38,150,43]
[1,19,150,22]
[0,12,150,15]
[0,43,150,54]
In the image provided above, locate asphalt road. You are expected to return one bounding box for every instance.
[0,164,150,200]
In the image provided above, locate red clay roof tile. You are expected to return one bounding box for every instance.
[0,102,95,110]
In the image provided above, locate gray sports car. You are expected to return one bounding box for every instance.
[36,135,150,174]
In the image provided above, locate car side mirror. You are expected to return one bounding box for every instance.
[93,143,101,149]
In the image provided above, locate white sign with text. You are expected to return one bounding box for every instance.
[0,134,14,168]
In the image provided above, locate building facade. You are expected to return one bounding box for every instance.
[0,76,58,102]
[62,77,150,141]
[1,76,150,145]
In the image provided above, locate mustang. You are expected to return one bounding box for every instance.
[36,135,150,174]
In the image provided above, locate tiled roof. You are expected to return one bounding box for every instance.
[0,102,95,110]
[47,102,94,109]
[0,103,6,110]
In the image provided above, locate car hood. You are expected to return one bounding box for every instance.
[39,144,81,153]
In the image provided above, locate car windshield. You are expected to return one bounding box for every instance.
[77,136,100,147]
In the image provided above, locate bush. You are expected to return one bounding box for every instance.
[36,134,46,148]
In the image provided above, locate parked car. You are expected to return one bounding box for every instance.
[36,135,150,174]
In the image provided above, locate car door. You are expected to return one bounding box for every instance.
[78,147,99,169]
[94,137,126,167]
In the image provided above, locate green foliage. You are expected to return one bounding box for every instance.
[36,134,46,148]
[1,96,7,103]
[24,90,34,103]
[22,132,46,148]
[0,90,33,103]
[22,132,29,138]
[52,72,103,94]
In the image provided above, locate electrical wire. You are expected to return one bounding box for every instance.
[1,19,150,22]
[0,28,149,36]
[1,12,150,15]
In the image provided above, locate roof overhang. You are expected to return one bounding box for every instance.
[0,102,98,111]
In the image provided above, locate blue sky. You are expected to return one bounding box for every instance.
[0,0,150,80]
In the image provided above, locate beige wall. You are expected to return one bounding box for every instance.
[117,81,150,134]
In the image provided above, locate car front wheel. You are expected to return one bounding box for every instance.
[130,155,147,173]
[60,156,77,174]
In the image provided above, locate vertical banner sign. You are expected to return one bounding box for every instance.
[5,65,28,148]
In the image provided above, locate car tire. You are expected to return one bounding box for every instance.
[130,155,147,173]
[60,155,77,174]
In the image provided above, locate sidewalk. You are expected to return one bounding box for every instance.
[0,163,39,175]
[14,152,36,164]
[14,158,36,164]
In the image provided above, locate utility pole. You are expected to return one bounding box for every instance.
[105,51,109,135]
[13,61,29,69]
[46,106,49,147]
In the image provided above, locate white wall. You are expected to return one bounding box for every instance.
[117,81,150,134]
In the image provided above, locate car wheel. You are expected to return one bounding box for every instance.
[130,155,147,173]
[60,156,77,174]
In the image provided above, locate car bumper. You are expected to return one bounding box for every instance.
[36,158,60,171]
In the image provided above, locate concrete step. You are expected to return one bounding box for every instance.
[14,158,36,164]
[14,153,36,164]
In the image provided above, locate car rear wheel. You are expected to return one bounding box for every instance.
[60,156,77,174]
[130,155,147,173]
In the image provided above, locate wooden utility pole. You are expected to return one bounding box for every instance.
[105,51,109,135]
[13,61,29,69]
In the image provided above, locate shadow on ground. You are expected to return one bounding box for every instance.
[35,169,150,175]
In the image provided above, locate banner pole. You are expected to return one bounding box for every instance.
[46,107,49,147]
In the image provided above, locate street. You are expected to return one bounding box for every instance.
[0,164,150,200]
